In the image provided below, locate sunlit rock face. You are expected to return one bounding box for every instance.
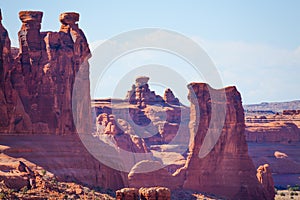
[0,10,90,134]
[175,83,273,200]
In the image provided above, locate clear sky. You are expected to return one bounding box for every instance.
[1,0,300,104]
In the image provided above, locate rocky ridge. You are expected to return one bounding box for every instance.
[94,81,275,199]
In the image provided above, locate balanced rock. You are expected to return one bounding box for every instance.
[257,164,276,200]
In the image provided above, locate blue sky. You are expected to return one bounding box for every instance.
[1,0,300,104]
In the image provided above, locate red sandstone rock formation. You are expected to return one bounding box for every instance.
[245,122,300,143]
[0,10,124,192]
[116,188,139,200]
[116,187,171,200]
[175,83,272,200]
[126,76,164,108]
[283,110,300,115]
[0,10,90,134]
[163,88,179,106]
[128,160,183,189]
[100,82,274,199]
[96,77,187,145]
[0,160,35,190]
[257,164,276,200]
[139,187,171,200]
[96,113,149,153]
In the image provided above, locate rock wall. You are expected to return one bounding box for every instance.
[0,9,125,191]
[245,122,300,143]
[177,83,272,200]
[127,83,275,200]
[0,10,90,134]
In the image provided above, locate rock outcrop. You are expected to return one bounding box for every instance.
[0,160,35,190]
[0,9,124,191]
[283,110,300,115]
[257,164,276,200]
[139,187,171,200]
[95,113,149,153]
[245,122,300,143]
[126,76,164,109]
[116,187,171,200]
[126,83,274,200]
[0,134,125,190]
[95,77,188,146]
[128,160,183,189]
[163,88,180,106]
[0,10,90,134]
[175,83,272,200]
[116,188,139,200]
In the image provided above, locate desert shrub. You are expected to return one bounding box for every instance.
[291,192,295,196]
[280,192,285,196]
[7,189,14,195]
[288,185,300,191]
[21,186,28,194]
[41,169,46,176]
[0,193,6,199]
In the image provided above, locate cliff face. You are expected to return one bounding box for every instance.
[0,10,90,134]
[0,10,125,190]
[245,122,300,143]
[178,83,272,200]
[127,83,274,200]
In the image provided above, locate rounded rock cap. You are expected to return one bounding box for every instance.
[19,11,43,23]
[59,12,79,25]
[135,76,150,87]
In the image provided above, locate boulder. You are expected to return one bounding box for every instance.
[116,188,139,200]
[139,187,171,200]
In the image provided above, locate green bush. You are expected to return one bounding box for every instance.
[280,192,285,196]
[21,186,28,194]
[0,193,6,200]
[288,185,300,191]
[41,169,46,176]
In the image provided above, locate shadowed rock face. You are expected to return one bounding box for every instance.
[179,83,272,200]
[127,83,274,200]
[0,10,90,134]
[257,164,276,200]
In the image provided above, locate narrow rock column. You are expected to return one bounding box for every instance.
[180,83,271,200]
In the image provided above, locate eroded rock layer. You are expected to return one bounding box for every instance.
[178,83,272,200]
[0,9,124,191]
[0,10,90,134]
[127,83,274,200]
